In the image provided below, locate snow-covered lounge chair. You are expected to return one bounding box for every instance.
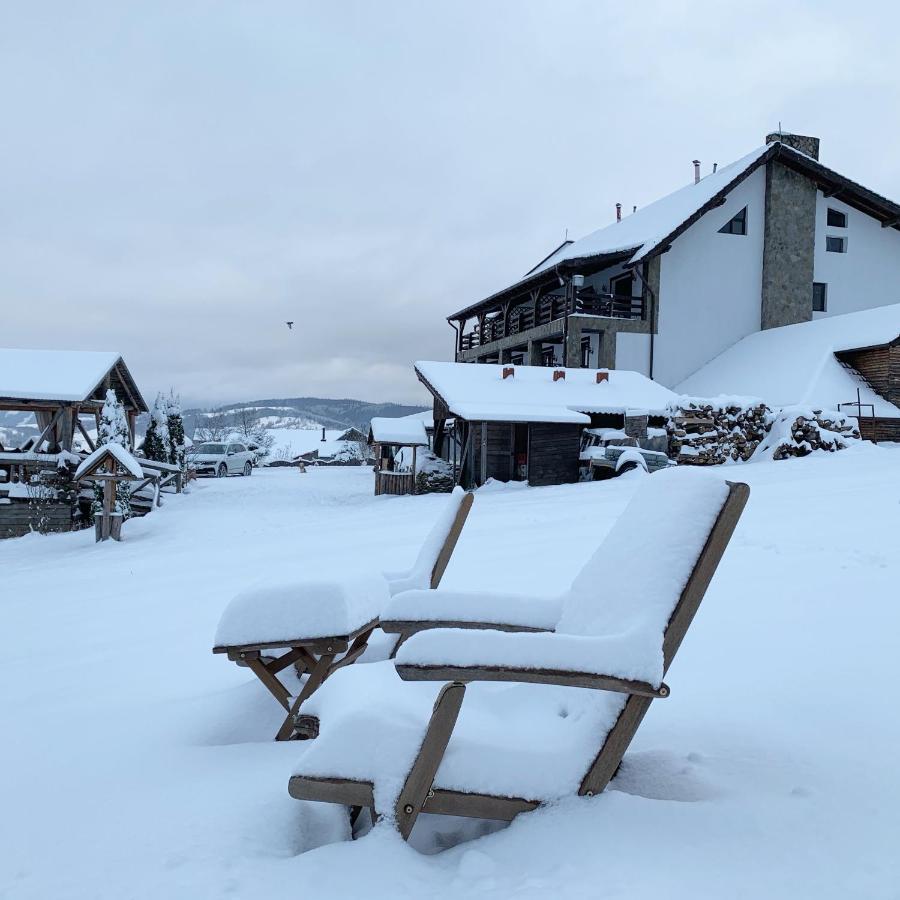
[212,487,474,740]
[287,471,748,839]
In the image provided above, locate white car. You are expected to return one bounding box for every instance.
[192,441,255,478]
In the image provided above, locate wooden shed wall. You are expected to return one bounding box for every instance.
[527,423,581,487]
[0,500,73,539]
[472,423,514,483]
[837,346,893,398]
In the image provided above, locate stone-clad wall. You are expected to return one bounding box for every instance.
[761,160,817,330]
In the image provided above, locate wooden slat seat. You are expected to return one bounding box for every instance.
[212,488,474,740]
[288,473,749,840]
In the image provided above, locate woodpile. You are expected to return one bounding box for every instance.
[667,400,768,465]
[763,409,861,460]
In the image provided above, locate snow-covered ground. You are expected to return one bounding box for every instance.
[1,447,899,898]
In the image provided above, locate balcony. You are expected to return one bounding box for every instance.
[458,290,644,353]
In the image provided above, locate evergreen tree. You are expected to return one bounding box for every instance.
[165,390,186,469]
[93,389,133,520]
[143,393,171,462]
[98,389,131,448]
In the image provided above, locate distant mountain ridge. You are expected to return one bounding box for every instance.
[184,396,429,434]
[0,397,428,450]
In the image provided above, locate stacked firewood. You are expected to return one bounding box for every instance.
[667,399,768,465]
[761,409,861,460]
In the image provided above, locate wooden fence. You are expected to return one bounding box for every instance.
[374,470,415,496]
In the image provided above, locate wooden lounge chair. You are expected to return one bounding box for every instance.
[212,487,474,740]
[287,471,748,838]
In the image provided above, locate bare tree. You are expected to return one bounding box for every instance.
[194,410,231,442]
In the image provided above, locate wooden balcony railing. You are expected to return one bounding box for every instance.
[459,291,644,353]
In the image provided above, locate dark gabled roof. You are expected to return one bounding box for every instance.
[449,141,900,322]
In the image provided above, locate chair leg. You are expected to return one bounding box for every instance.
[275,653,336,741]
[245,658,292,711]
[579,695,654,797]
[394,682,466,841]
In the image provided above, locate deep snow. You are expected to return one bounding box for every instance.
[1,450,899,898]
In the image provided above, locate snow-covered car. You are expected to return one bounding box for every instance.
[192,441,255,478]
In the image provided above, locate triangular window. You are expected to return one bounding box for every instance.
[719,206,747,235]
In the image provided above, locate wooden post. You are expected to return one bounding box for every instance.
[480,422,487,486]
[411,445,417,495]
[99,477,115,541]
[58,406,75,453]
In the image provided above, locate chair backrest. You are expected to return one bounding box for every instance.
[556,469,747,675]
[386,488,474,595]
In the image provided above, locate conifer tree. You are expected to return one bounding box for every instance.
[93,389,133,520]
[165,390,186,469]
[143,393,171,463]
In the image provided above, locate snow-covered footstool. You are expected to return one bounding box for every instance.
[288,470,749,842]
[212,488,474,739]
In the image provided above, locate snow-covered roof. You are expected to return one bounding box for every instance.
[415,361,677,423]
[369,416,429,446]
[0,348,122,402]
[677,304,900,418]
[532,145,772,274]
[0,348,145,408]
[75,442,145,480]
[453,139,900,320]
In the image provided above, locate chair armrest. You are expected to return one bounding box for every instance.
[380,588,562,636]
[394,628,669,699]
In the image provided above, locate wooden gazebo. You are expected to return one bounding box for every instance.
[0,349,147,469]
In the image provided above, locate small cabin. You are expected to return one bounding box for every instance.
[368,416,429,495]
[414,361,676,488]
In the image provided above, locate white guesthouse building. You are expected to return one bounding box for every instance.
[448,132,900,389]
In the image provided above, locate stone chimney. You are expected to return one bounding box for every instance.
[765,131,820,161]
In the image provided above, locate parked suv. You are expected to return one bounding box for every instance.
[193,442,255,478]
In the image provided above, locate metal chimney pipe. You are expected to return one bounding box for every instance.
[693,160,701,184]
[712,162,718,173]
[616,202,622,222]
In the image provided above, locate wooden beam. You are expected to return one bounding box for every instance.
[30,407,64,451]
[429,491,474,589]
[396,663,669,698]
[882,215,900,229]
[289,776,375,808]
[75,416,96,452]
[423,788,539,820]
[395,682,466,840]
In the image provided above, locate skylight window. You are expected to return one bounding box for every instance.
[718,206,747,236]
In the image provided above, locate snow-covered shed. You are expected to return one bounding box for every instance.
[677,304,900,441]
[415,361,677,487]
[368,416,430,495]
[0,348,147,454]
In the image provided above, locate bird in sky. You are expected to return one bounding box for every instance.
[286,321,294,330]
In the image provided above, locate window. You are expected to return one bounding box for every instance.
[827,208,847,228]
[580,337,592,367]
[812,282,827,312]
[826,236,846,253]
[718,206,747,235]
[611,273,633,297]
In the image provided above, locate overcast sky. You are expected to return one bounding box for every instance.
[2,1,898,407]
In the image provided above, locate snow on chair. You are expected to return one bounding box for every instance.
[287,470,748,841]
[212,487,474,740]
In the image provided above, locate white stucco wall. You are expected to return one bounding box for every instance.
[615,332,651,375]
[812,193,900,319]
[652,165,766,387]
